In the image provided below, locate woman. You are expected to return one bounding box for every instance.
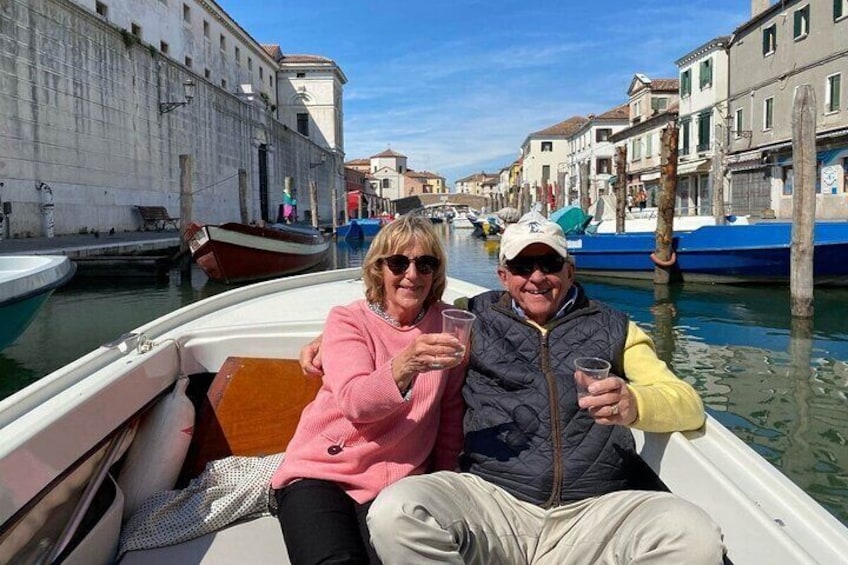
[271,216,466,565]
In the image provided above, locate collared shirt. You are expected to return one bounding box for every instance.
[510,285,579,324]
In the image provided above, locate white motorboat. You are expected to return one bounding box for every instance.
[588,195,750,233]
[1,268,846,564]
[0,255,76,350]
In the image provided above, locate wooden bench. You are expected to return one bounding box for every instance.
[135,205,180,231]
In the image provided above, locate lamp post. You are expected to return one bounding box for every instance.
[159,79,196,114]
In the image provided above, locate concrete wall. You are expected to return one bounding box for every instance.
[0,0,337,238]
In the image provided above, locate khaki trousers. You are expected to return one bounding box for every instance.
[368,471,724,565]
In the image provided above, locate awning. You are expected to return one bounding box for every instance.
[640,172,660,181]
[677,159,711,175]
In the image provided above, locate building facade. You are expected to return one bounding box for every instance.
[566,104,630,207]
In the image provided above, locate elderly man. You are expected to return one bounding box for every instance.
[365,211,724,564]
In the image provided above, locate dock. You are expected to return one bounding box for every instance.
[0,230,181,279]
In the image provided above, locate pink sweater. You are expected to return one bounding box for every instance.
[270,299,466,503]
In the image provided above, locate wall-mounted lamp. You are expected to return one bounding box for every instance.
[159,79,196,114]
[309,153,327,168]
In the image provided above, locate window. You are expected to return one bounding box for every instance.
[651,97,668,113]
[632,100,642,120]
[763,24,777,55]
[734,108,744,137]
[680,118,691,156]
[269,76,274,88]
[221,78,227,89]
[235,47,240,66]
[596,128,612,142]
[541,141,553,152]
[182,3,190,23]
[131,23,141,39]
[542,165,550,183]
[596,158,612,174]
[95,1,107,17]
[296,72,306,78]
[220,34,226,51]
[184,56,192,68]
[680,69,691,97]
[297,113,309,136]
[645,133,653,157]
[204,68,210,79]
[160,41,169,55]
[836,0,847,20]
[764,97,774,130]
[632,138,642,160]
[260,68,264,80]
[794,5,810,39]
[697,111,711,152]
[248,57,253,71]
[382,179,390,189]
[826,73,842,113]
[699,58,713,89]
[203,20,209,38]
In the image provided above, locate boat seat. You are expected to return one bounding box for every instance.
[119,515,289,564]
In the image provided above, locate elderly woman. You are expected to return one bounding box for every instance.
[271,216,466,565]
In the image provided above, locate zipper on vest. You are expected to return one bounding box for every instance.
[540,330,564,508]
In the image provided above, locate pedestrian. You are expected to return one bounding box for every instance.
[636,187,648,211]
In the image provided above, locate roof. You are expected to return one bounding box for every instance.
[345,158,370,166]
[596,103,630,121]
[529,116,589,137]
[371,148,407,159]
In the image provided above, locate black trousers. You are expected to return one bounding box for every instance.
[275,479,382,565]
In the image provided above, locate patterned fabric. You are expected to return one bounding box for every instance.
[118,453,284,558]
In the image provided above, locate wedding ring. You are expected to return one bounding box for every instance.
[611,403,620,416]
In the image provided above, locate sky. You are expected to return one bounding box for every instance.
[216,0,756,186]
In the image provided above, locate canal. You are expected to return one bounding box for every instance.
[2,223,847,526]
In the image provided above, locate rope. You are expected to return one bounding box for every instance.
[650,252,677,268]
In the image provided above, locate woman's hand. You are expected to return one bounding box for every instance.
[577,375,638,426]
[392,333,465,393]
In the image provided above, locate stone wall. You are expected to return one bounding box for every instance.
[0,0,338,238]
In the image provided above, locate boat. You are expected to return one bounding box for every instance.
[0,255,76,350]
[466,212,505,239]
[184,222,330,284]
[334,217,389,240]
[0,268,845,564]
[565,221,848,285]
[417,202,477,228]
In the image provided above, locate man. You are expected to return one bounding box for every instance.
[302,211,724,564]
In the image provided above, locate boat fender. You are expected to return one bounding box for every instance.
[650,251,677,268]
[117,376,195,520]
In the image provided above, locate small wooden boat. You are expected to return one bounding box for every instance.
[184,222,330,284]
[566,222,848,285]
[1,268,845,564]
[334,217,388,240]
[0,255,76,350]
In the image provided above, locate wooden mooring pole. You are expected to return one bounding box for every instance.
[238,168,248,224]
[654,124,679,285]
[179,154,193,279]
[790,84,816,318]
[614,145,627,234]
[309,180,319,229]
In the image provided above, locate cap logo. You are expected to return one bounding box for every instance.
[528,221,542,233]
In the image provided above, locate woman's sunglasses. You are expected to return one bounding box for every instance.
[380,254,441,275]
[504,254,566,276]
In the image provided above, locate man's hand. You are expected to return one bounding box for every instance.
[577,375,638,426]
[300,336,323,376]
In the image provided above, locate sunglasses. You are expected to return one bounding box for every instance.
[380,254,441,275]
[504,254,566,276]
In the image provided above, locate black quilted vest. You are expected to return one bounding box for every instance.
[459,285,638,507]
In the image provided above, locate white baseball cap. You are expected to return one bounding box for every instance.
[499,211,569,262]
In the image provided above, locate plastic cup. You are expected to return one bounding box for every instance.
[573,357,611,398]
[442,309,476,349]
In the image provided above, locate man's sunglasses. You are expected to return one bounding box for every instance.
[504,254,566,276]
[380,254,441,275]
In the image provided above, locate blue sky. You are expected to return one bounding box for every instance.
[217,0,755,186]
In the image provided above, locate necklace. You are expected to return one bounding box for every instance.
[368,302,427,327]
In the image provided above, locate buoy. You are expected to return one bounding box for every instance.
[650,251,677,268]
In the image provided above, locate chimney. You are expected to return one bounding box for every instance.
[751,0,770,17]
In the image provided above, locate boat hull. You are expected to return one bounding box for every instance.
[567,222,848,285]
[0,255,76,349]
[335,218,386,240]
[186,222,330,284]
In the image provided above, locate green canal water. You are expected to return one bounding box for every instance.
[2,224,847,526]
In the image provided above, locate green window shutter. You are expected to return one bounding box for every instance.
[794,10,802,36]
[835,75,842,111]
[763,28,768,53]
[836,0,844,20]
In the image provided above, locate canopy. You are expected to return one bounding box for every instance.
[550,205,591,235]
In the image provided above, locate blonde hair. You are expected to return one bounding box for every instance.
[362,215,447,307]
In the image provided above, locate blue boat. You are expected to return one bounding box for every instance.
[565,222,848,285]
[335,217,388,240]
[0,255,76,350]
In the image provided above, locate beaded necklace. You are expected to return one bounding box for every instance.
[368,301,427,327]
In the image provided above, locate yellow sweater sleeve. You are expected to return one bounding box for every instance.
[623,322,706,432]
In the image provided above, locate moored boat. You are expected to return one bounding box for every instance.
[0,269,846,564]
[0,255,76,350]
[184,222,329,284]
[566,221,848,285]
[334,217,389,240]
